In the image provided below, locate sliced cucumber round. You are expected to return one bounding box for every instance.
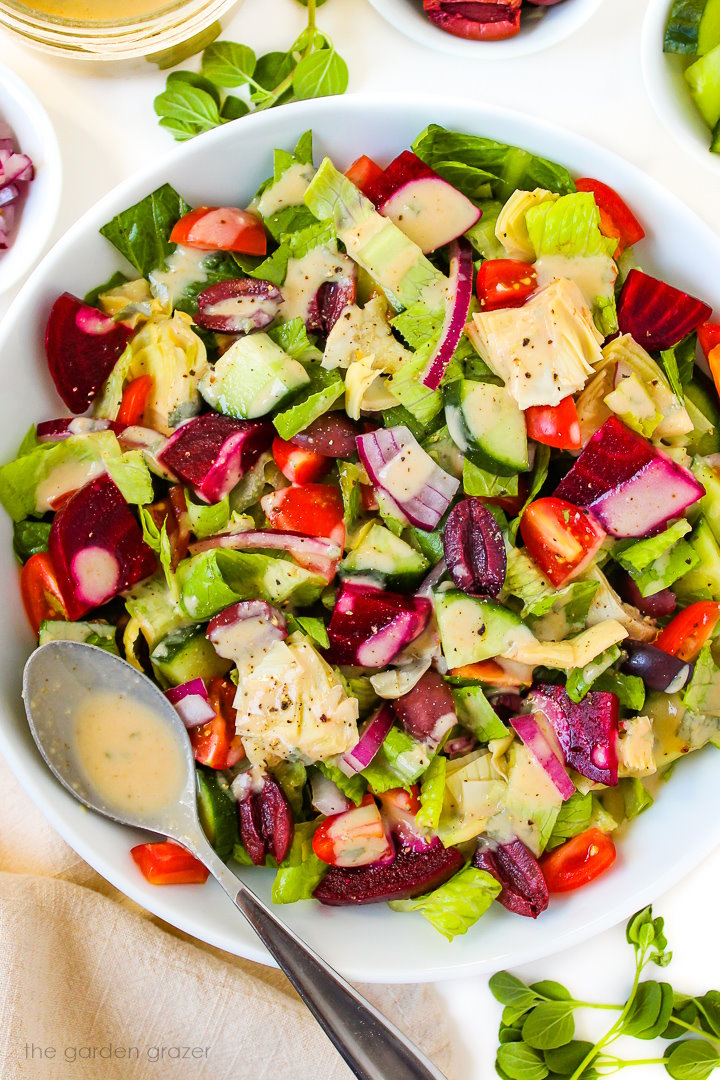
[444,379,529,477]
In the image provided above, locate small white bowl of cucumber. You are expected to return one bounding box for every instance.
[642,0,720,168]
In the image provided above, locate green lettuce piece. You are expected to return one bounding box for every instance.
[416,756,447,830]
[504,547,597,629]
[272,821,327,904]
[545,791,593,851]
[683,643,720,717]
[604,372,663,437]
[386,345,444,426]
[249,219,337,287]
[465,201,505,260]
[139,509,178,601]
[338,460,361,528]
[389,865,501,941]
[391,303,444,349]
[99,183,190,277]
[590,794,620,835]
[659,332,697,400]
[622,777,653,820]
[463,460,519,498]
[232,842,253,866]
[565,645,622,703]
[12,520,51,563]
[452,685,509,741]
[592,668,645,712]
[16,425,40,457]
[612,519,699,597]
[84,270,129,308]
[526,192,617,260]
[263,204,317,243]
[287,614,329,650]
[177,549,326,621]
[273,365,344,441]
[340,672,379,719]
[361,727,431,792]
[407,523,445,566]
[594,293,619,337]
[108,449,154,505]
[185,493,230,539]
[271,760,308,819]
[412,124,576,203]
[508,444,551,544]
[268,317,322,362]
[316,761,366,805]
[124,574,188,649]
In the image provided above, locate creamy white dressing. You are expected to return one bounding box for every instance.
[36,459,106,511]
[378,442,437,502]
[207,295,276,321]
[282,246,354,322]
[382,178,476,253]
[256,162,316,218]
[534,254,617,308]
[73,691,186,815]
[149,246,209,307]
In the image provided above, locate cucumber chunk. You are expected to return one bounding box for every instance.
[444,379,529,476]
[196,768,238,861]
[433,589,532,668]
[665,0,720,55]
[150,625,232,688]
[685,42,720,128]
[340,523,429,589]
[685,371,720,455]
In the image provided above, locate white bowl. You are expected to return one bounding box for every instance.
[642,0,720,172]
[368,0,603,58]
[2,96,720,984]
[0,61,61,295]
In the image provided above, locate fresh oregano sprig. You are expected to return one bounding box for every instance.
[153,0,348,141]
[490,905,720,1080]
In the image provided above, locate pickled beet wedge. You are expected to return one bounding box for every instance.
[473,838,549,919]
[48,474,156,620]
[554,416,704,537]
[195,278,284,335]
[313,840,464,906]
[530,685,619,787]
[45,293,134,413]
[305,274,357,335]
[157,413,273,503]
[392,670,457,748]
[36,417,125,442]
[423,0,522,40]
[617,269,711,352]
[238,775,294,866]
[289,413,362,459]
[327,581,432,668]
[443,497,507,597]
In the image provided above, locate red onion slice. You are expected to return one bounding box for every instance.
[356,425,459,531]
[165,678,216,728]
[342,703,394,774]
[510,713,575,800]
[420,237,473,390]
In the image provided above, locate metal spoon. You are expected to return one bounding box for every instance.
[23,641,445,1080]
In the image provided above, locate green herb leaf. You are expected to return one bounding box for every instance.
[622,981,674,1040]
[489,971,540,1010]
[255,50,295,91]
[201,41,257,87]
[543,1039,595,1075]
[166,69,221,105]
[496,1042,549,1080]
[664,1040,720,1080]
[522,1001,576,1050]
[293,48,349,100]
[221,96,250,121]
[696,991,720,1039]
[154,83,222,139]
[100,184,190,278]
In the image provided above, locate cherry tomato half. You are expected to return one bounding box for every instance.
[117,375,153,427]
[697,322,720,360]
[520,497,606,587]
[540,828,616,893]
[312,794,393,868]
[272,436,330,485]
[476,259,537,312]
[575,178,645,254]
[448,659,530,688]
[21,552,67,635]
[345,155,384,196]
[525,396,582,451]
[190,676,244,770]
[261,483,345,546]
[654,601,720,663]
[131,841,209,886]
[169,207,267,255]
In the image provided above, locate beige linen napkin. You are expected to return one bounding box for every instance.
[0,754,455,1079]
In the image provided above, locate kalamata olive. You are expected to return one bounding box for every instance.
[195,278,284,334]
[442,497,507,597]
[290,413,362,458]
[238,775,294,865]
[392,670,456,748]
[305,274,357,334]
[473,837,549,919]
[622,642,692,693]
[619,574,677,619]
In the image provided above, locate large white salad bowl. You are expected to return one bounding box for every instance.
[1,96,719,983]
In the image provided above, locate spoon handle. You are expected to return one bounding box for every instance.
[196,843,446,1080]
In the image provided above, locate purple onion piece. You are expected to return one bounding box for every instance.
[530,684,619,787]
[622,642,692,693]
[190,528,341,562]
[420,238,474,390]
[443,497,507,597]
[195,278,284,334]
[510,713,575,800]
[473,838,549,919]
[342,703,394,773]
[165,678,216,728]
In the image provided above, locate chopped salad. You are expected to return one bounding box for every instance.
[4,125,720,941]
[665,0,720,155]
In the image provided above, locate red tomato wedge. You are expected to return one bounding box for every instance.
[541,828,616,893]
[117,375,153,427]
[169,207,267,255]
[698,322,720,359]
[312,794,393,868]
[345,155,384,195]
[189,677,244,770]
[525,396,582,451]
[272,436,330,485]
[262,483,345,547]
[476,259,537,312]
[448,659,529,687]
[707,345,720,403]
[520,497,606,587]
[21,552,67,635]
[575,178,645,254]
[655,601,720,663]
[131,841,209,886]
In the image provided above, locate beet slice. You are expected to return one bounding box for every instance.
[392,670,457,748]
[238,775,294,866]
[422,0,522,39]
[289,414,362,459]
[36,417,125,442]
[157,413,273,503]
[530,684,619,787]
[473,838,549,919]
[327,581,432,668]
[617,269,711,353]
[305,272,357,335]
[45,293,133,413]
[48,474,156,620]
[195,278,284,334]
[313,841,464,906]
[443,497,507,597]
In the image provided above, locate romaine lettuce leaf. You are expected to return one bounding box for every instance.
[683,643,720,717]
[612,519,699,597]
[452,685,508,741]
[659,332,697,400]
[463,460,519,498]
[270,760,308,820]
[99,183,190,278]
[287,614,329,650]
[361,726,431,792]
[271,821,327,904]
[565,644,622,703]
[385,345,444,426]
[389,865,501,940]
[622,777,653,820]
[185,493,230,539]
[391,303,444,349]
[338,460,361,528]
[273,365,344,441]
[315,760,366,805]
[592,668,645,712]
[416,755,447,830]
[268,317,322,362]
[545,791,592,851]
[526,192,617,260]
[508,443,551,544]
[465,201,505,260]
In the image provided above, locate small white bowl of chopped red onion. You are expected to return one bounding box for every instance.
[368,0,603,57]
[0,62,61,296]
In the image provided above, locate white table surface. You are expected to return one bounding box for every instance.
[1,0,720,1076]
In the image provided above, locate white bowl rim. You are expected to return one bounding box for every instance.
[367,0,604,59]
[2,93,720,983]
[641,0,720,175]
[0,60,62,294]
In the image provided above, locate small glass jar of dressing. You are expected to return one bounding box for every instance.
[0,0,241,69]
